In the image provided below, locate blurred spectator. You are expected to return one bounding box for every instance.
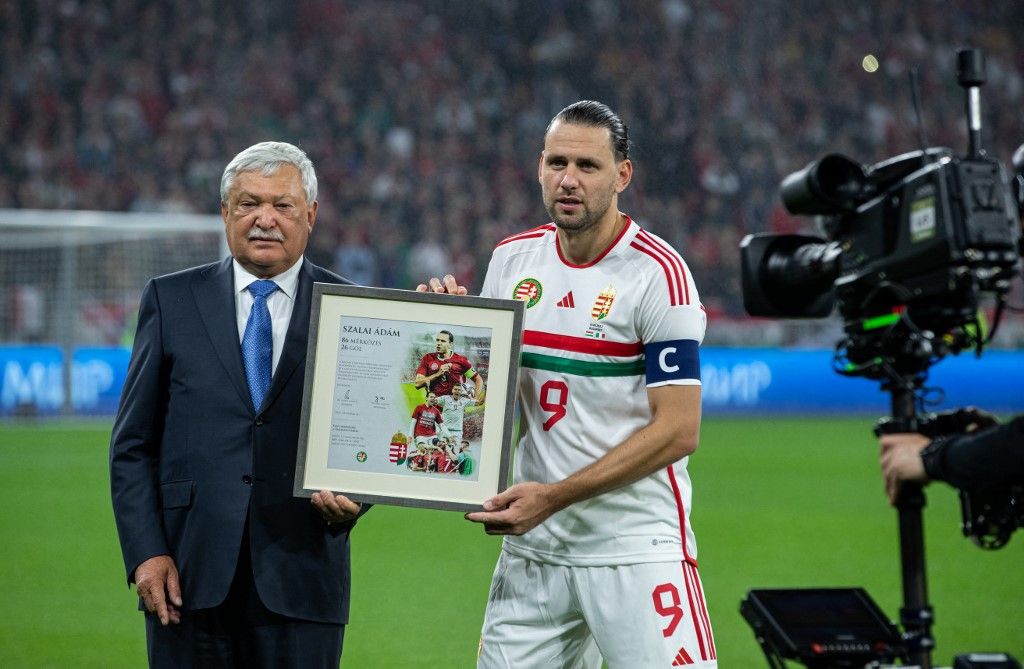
[7,285,45,343]
[334,226,379,287]
[0,0,1021,326]
[406,214,453,282]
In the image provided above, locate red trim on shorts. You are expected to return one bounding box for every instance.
[683,562,716,660]
[696,565,716,659]
[682,563,710,661]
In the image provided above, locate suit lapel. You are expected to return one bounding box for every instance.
[262,259,315,410]
[193,258,253,412]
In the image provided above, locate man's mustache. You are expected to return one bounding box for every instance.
[247,228,285,242]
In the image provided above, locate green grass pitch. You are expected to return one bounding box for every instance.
[1,418,1021,667]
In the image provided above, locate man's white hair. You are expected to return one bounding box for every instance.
[220,141,318,204]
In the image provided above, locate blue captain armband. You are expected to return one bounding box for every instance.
[645,339,700,385]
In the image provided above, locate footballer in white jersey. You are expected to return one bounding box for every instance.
[464,101,716,668]
[480,217,706,566]
[477,217,716,667]
[435,383,479,438]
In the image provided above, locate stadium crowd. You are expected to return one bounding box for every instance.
[2,0,1022,322]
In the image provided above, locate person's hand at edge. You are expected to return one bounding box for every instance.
[415,274,467,295]
[879,433,930,505]
[135,555,182,626]
[311,490,361,524]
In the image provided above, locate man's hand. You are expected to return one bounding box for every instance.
[311,490,362,524]
[135,555,182,626]
[465,482,564,536]
[879,433,931,505]
[958,406,999,432]
[415,274,468,295]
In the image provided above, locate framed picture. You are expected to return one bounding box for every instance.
[294,284,524,512]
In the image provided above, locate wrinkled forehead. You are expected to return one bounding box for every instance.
[229,165,307,200]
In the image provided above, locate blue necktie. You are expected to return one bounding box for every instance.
[242,280,279,410]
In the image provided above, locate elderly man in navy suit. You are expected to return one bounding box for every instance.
[110,141,370,667]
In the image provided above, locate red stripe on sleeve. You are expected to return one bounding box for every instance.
[636,230,690,305]
[630,241,679,306]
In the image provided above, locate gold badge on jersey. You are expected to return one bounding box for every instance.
[590,285,616,321]
[512,277,543,308]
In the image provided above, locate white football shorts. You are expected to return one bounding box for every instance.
[478,550,717,668]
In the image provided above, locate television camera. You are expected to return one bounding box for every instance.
[739,49,1023,669]
[741,50,1020,379]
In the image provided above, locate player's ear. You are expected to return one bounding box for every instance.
[615,159,633,193]
[537,151,546,184]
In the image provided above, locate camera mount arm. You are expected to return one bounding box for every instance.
[957,49,986,160]
[875,379,935,669]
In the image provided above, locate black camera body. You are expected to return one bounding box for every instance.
[741,148,1020,324]
[741,50,1022,379]
[742,148,1020,313]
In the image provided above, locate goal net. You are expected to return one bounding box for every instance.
[0,209,225,416]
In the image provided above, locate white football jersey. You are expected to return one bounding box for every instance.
[436,393,475,434]
[481,216,706,567]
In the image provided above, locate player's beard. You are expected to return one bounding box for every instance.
[545,186,615,237]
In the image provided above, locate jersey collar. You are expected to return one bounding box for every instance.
[555,214,634,268]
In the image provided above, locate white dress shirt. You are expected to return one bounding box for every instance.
[233,258,303,375]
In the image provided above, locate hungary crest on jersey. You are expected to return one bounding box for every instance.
[591,285,616,321]
[513,278,543,308]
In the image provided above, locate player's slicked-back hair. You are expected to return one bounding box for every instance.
[439,329,455,344]
[548,100,630,162]
[220,141,318,205]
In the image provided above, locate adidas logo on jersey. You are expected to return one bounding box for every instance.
[555,291,575,308]
[671,645,694,666]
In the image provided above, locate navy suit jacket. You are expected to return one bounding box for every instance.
[110,257,356,624]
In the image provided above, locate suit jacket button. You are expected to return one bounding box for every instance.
[242,475,253,485]
[255,417,264,426]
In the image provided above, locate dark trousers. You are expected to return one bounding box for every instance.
[145,528,345,668]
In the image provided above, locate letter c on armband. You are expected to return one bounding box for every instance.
[658,347,680,373]
[645,339,700,385]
